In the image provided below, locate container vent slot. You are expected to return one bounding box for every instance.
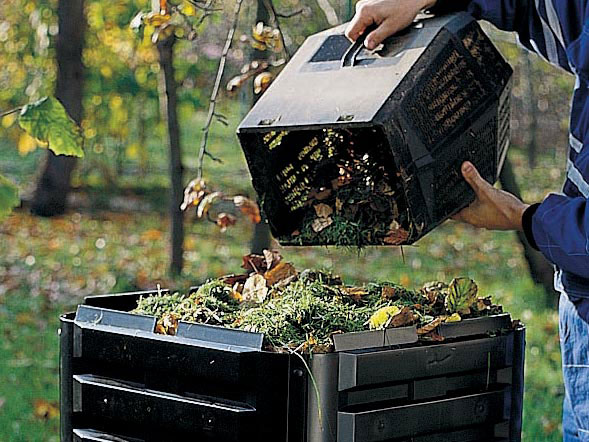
[310,35,352,62]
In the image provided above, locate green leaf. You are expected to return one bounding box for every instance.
[0,174,19,221]
[18,97,84,158]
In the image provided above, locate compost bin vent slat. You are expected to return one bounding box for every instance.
[237,13,512,246]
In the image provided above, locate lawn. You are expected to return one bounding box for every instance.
[0,106,567,440]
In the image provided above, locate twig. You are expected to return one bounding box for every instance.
[196,0,244,179]
[187,0,221,12]
[0,107,23,118]
[275,8,305,19]
[262,0,291,61]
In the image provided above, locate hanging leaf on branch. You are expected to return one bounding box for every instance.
[18,97,84,158]
[0,95,85,220]
[180,179,261,231]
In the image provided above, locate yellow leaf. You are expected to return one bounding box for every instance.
[33,399,59,420]
[180,1,196,16]
[18,133,37,156]
[367,305,401,330]
[141,229,163,242]
[254,72,274,94]
[2,113,17,128]
[445,313,462,323]
[126,142,140,159]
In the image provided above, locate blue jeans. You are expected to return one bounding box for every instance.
[560,292,589,442]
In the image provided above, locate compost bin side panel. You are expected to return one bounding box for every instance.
[510,327,526,442]
[59,314,75,442]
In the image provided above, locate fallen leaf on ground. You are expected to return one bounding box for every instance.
[417,317,443,335]
[241,253,267,273]
[264,262,297,286]
[263,249,282,270]
[368,305,401,329]
[388,306,416,327]
[343,287,369,302]
[381,286,398,300]
[33,399,59,420]
[314,203,333,218]
[312,216,333,232]
[445,313,462,323]
[383,221,410,245]
[242,274,268,303]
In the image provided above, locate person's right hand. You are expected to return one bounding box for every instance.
[345,0,437,50]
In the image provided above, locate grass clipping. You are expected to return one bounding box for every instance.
[133,252,503,353]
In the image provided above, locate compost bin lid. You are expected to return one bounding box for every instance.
[238,14,459,131]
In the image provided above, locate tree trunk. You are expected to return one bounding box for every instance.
[250,0,272,254]
[157,36,184,275]
[31,0,84,216]
[499,157,558,307]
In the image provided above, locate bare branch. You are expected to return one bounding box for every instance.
[196,0,244,178]
[275,8,305,19]
[0,107,23,118]
[262,0,291,61]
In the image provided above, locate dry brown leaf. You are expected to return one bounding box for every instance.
[263,249,282,270]
[242,274,268,303]
[314,203,333,218]
[33,399,59,420]
[343,287,369,302]
[383,221,410,245]
[234,196,262,223]
[216,213,237,232]
[309,187,332,201]
[220,274,249,286]
[254,72,274,94]
[417,317,443,335]
[312,216,333,233]
[241,253,267,273]
[264,261,297,286]
[160,312,179,336]
[388,306,416,327]
[381,286,398,300]
[335,198,343,213]
[197,192,222,218]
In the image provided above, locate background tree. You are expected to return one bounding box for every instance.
[31,0,85,216]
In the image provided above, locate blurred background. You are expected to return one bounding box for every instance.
[0,0,573,440]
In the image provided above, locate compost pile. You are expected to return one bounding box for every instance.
[266,128,413,247]
[133,251,503,353]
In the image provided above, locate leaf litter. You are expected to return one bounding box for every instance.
[132,252,504,353]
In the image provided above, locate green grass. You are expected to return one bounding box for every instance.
[0,105,568,440]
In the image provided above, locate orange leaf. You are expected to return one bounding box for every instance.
[264,261,296,286]
[234,196,261,223]
[33,399,59,420]
[216,213,237,232]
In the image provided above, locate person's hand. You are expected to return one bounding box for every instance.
[452,161,529,231]
[345,0,437,50]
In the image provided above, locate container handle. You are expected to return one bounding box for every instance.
[341,25,377,68]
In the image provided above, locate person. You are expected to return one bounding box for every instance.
[346,0,589,440]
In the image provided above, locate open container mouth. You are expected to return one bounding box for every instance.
[239,125,412,247]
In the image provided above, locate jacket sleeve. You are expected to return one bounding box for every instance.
[430,0,586,73]
[532,193,589,279]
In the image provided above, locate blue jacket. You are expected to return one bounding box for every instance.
[436,0,589,296]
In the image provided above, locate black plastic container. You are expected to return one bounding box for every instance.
[60,290,524,442]
[237,13,512,245]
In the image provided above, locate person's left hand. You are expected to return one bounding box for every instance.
[452,161,529,231]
